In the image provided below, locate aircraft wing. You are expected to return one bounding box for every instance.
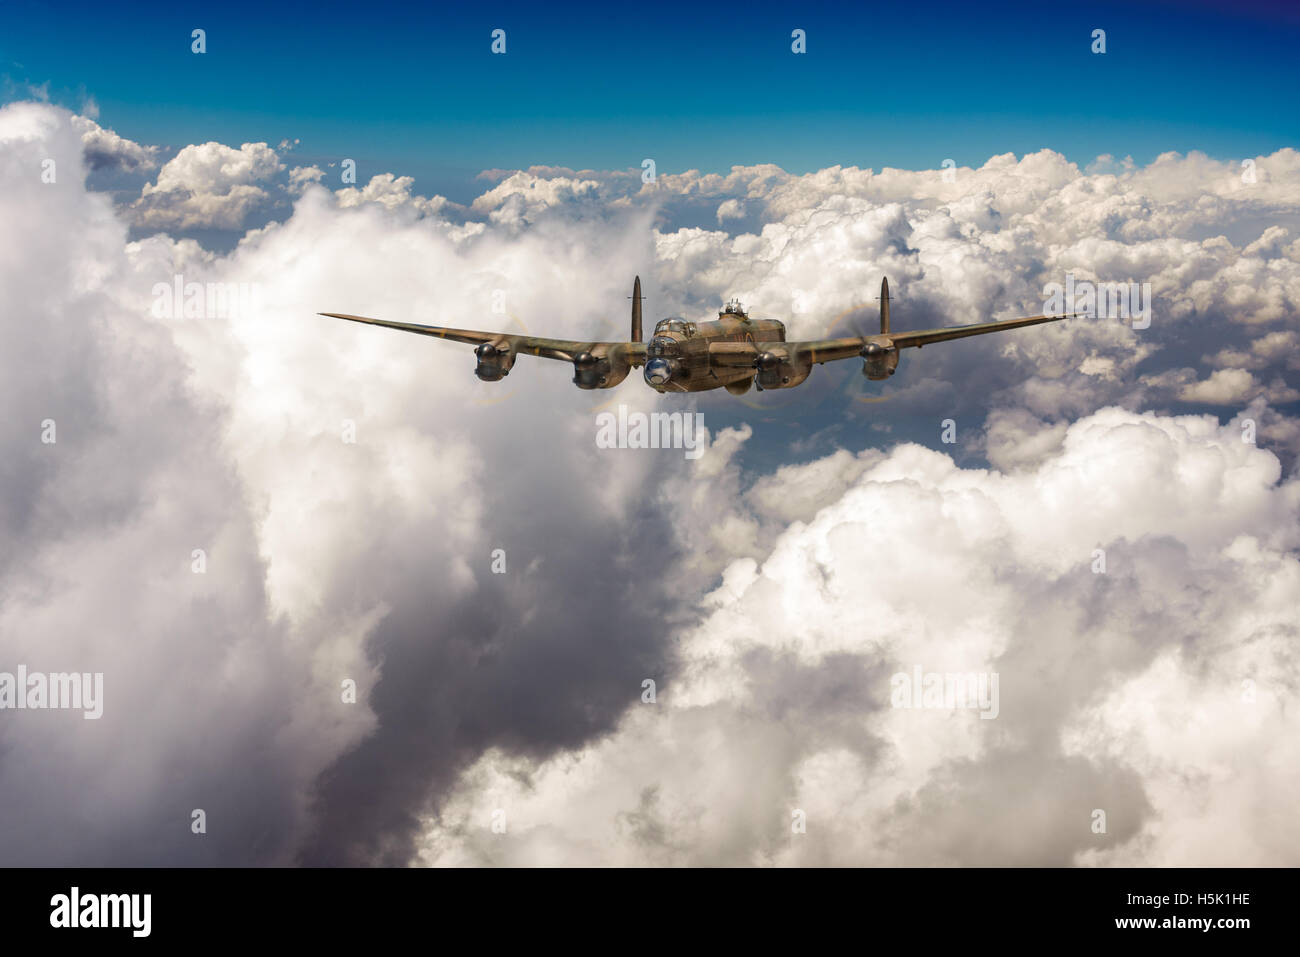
[319,312,647,365]
[781,312,1072,364]
[880,312,1071,349]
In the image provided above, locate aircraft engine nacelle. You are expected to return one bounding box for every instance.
[572,349,631,390]
[475,341,516,381]
[754,350,811,390]
[861,340,899,380]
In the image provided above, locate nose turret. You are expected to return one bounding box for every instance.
[644,358,675,386]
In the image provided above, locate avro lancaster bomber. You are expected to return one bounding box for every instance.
[321,277,1070,396]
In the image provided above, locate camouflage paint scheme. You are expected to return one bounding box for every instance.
[321,277,1072,396]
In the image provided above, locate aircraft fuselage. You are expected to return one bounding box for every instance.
[644,309,785,394]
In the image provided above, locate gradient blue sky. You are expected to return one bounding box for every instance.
[3,0,1298,199]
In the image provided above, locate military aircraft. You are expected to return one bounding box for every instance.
[320,277,1070,396]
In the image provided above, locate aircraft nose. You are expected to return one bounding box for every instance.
[644,358,673,385]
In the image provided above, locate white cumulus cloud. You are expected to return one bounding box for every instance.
[418,408,1300,866]
[133,141,284,230]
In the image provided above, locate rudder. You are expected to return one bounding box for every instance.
[631,276,643,342]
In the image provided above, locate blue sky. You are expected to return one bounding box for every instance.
[4,0,1297,199]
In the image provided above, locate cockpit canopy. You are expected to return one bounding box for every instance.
[654,318,692,336]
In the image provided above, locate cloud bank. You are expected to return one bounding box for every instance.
[419,409,1300,865]
[1,101,1296,865]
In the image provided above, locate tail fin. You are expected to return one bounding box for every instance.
[631,276,643,343]
[879,277,891,335]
